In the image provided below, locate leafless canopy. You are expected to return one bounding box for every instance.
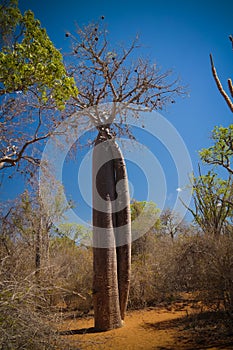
[65,18,185,128]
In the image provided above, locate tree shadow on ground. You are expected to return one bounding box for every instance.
[60,327,107,335]
[142,310,233,349]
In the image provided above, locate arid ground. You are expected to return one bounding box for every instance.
[59,300,233,350]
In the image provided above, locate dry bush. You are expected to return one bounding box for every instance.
[129,233,170,308]
[0,227,92,349]
[48,238,93,313]
[0,245,59,349]
[155,233,233,317]
[129,252,157,308]
[0,290,58,350]
[195,234,233,315]
[129,231,233,318]
[155,235,208,294]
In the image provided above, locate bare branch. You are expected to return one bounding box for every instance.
[0,133,51,169]
[203,158,233,175]
[210,53,233,113]
[228,78,233,99]
[66,21,185,123]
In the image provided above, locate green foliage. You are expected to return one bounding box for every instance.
[189,170,233,235]
[130,200,161,258]
[131,200,161,229]
[0,0,21,44]
[56,222,92,244]
[190,123,233,235]
[199,125,233,174]
[0,1,78,109]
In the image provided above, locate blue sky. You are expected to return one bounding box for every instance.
[4,0,233,224]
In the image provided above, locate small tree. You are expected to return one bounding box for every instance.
[188,168,233,236]
[66,18,184,330]
[160,208,190,241]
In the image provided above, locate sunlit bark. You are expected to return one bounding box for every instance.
[113,142,131,321]
[92,132,122,330]
[92,130,131,330]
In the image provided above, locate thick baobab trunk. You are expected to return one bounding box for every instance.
[113,144,131,321]
[92,133,122,331]
[92,130,131,331]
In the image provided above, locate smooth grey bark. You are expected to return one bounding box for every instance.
[92,130,131,330]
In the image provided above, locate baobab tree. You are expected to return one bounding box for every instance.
[65,17,184,330]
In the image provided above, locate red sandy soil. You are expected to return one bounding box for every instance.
[58,302,233,350]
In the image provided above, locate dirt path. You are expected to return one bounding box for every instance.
[59,305,233,350]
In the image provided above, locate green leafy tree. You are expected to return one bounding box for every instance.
[200,125,233,175]
[56,222,92,245]
[0,0,77,104]
[188,169,233,235]
[0,0,78,173]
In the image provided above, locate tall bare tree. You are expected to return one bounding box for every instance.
[65,17,184,330]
